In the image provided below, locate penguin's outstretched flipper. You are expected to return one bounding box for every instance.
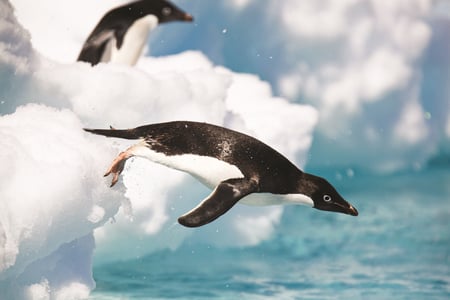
[178,178,258,227]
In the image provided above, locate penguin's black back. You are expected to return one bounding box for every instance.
[87,121,304,193]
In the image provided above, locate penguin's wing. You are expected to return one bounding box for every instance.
[178,178,258,228]
[77,30,115,65]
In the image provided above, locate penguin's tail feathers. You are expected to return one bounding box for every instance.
[83,126,140,140]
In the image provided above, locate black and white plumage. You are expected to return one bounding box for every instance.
[77,0,193,66]
[84,121,358,227]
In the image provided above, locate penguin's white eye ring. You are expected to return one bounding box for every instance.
[162,7,172,16]
[323,195,332,202]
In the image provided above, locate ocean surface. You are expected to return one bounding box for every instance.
[90,167,450,299]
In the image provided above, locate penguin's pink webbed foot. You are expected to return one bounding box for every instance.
[104,151,132,187]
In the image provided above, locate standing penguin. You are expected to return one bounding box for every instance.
[84,121,358,227]
[77,0,193,66]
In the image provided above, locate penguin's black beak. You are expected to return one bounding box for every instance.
[314,200,359,216]
[347,204,358,216]
[333,201,359,216]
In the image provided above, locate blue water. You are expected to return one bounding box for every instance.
[90,168,450,299]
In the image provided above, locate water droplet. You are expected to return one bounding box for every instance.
[346,168,354,178]
[222,28,227,34]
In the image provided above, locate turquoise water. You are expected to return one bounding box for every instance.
[91,168,450,299]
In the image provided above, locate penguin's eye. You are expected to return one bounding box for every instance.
[162,7,172,16]
[323,195,332,202]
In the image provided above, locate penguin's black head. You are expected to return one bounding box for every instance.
[303,174,358,216]
[142,0,194,24]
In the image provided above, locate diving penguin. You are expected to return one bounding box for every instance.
[77,0,193,66]
[84,121,358,227]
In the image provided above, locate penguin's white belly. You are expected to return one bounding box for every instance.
[240,193,313,207]
[129,143,314,207]
[109,15,158,66]
[129,143,245,188]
